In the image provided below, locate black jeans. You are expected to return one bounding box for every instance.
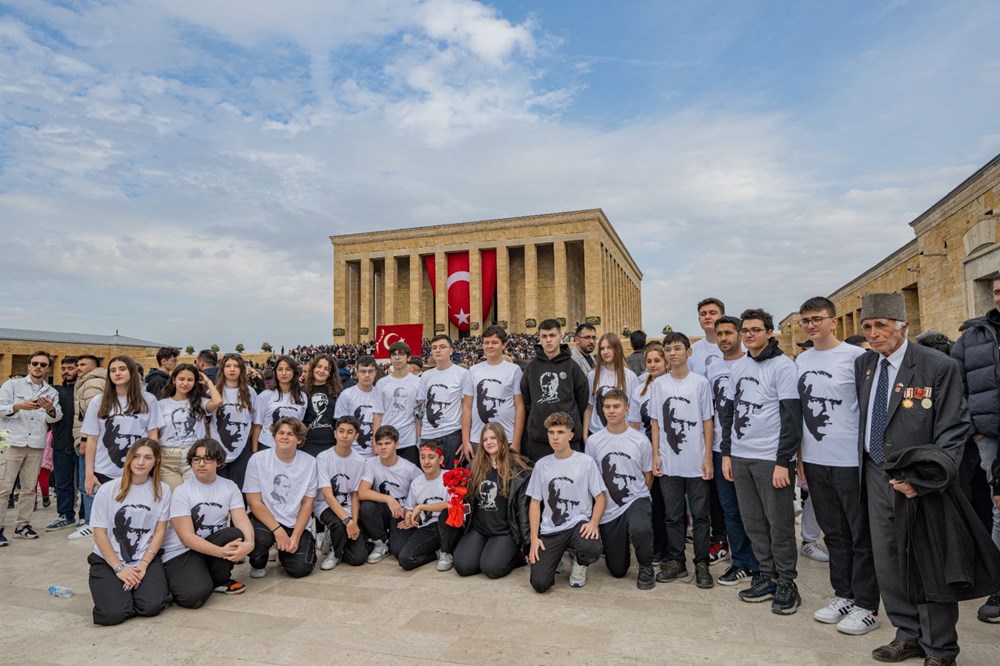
[649,479,667,556]
[804,462,879,612]
[529,523,603,593]
[218,444,253,496]
[318,508,370,566]
[163,527,245,608]
[393,513,460,571]
[52,447,78,521]
[523,437,584,464]
[397,446,420,466]
[88,552,170,626]
[249,516,316,578]
[660,475,711,565]
[422,430,462,470]
[600,497,654,577]
[453,528,523,579]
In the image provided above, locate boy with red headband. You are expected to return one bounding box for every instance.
[395,442,460,571]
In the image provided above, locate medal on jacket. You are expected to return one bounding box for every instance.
[921,398,932,409]
[902,398,913,409]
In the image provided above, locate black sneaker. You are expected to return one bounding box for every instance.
[738,573,776,602]
[978,591,1000,623]
[655,560,688,583]
[14,525,39,540]
[637,564,656,590]
[0,529,7,547]
[771,581,801,615]
[695,561,714,589]
[718,565,752,586]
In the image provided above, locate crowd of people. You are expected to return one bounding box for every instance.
[2,290,1000,666]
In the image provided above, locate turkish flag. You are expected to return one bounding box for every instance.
[424,251,498,332]
[374,324,424,360]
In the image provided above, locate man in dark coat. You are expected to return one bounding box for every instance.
[856,292,970,665]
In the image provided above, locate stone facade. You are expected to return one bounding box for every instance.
[0,339,161,386]
[780,153,1000,346]
[330,209,643,343]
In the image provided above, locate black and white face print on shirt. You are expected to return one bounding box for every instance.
[595,385,612,427]
[191,501,227,538]
[103,414,142,468]
[475,378,504,423]
[798,370,841,441]
[639,400,651,434]
[270,474,292,506]
[378,479,402,500]
[309,393,330,429]
[712,375,729,414]
[112,503,152,563]
[479,479,499,511]
[330,473,351,507]
[425,384,449,428]
[216,405,246,453]
[422,495,445,524]
[538,371,563,404]
[353,404,373,449]
[167,405,197,442]
[547,476,580,527]
[390,386,408,411]
[704,353,719,368]
[271,405,301,429]
[663,396,696,455]
[733,377,763,439]
[601,451,638,506]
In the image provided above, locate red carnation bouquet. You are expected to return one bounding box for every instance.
[442,465,472,528]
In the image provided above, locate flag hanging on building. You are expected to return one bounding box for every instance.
[424,251,497,332]
[374,324,424,359]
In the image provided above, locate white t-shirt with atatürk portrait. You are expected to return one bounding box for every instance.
[464,360,522,444]
[585,427,652,523]
[243,448,318,528]
[649,373,715,477]
[796,343,865,467]
[526,452,607,536]
[418,364,469,438]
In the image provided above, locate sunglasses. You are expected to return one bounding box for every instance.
[29,361,50,368]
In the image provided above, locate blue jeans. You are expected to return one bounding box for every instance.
[713,451,759,571]
[77,450,93,523]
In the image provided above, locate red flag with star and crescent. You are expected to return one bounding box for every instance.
[423,251,497,332]
[374,323,425,360]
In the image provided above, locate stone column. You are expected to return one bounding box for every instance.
[409,252,422,328]
[435,250,447,334]
[333,254,347,342]
[524,242,537,327]
[469,248,482,333]
[496,246,510,327]
[359,257,372,342]
[585,236,602,333]
[553,239,567,325]
[384,255,396,326]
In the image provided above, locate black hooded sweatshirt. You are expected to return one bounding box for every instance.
[520,343,590,443]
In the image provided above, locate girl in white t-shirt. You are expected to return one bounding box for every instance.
[251,356,307,452]
[584,333,639,440]
[83,355,164,496]
[211,354,258,489]
[158,363,222,489]
[87,438,171,626]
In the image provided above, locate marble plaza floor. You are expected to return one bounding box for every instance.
[2,501,998,665]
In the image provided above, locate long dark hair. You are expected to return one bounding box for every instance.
[303,353,342,400]
[162,363,207,420]
[274,356,305,405]
[215,354,255,413]
[98,355,148,419]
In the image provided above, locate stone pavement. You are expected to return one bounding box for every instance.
[2,501,998,665]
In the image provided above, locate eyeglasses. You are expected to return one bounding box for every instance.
[577,335,597,340]
[740,328,767,336]
[190,456,216,465]
[798,316,832,328]
[29,361,50,368]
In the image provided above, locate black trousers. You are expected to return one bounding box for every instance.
[661,475,711,565]
[249,516,316,578]
[601,497,654,577]
[318,508,370,566]
[88,552,171,626]
[422,430,462,470]
[453,528,523,579]
[359,500,400,544]
[218,445,253,495]
[52,447,78,521]
[523,437,584,464]
[163,527,245,609]
[709,476,727,541]
[649,479,667,556]
[804,462,879,612]
[529,524,603,593]
[397,446,420,466]
[393,512,460,571]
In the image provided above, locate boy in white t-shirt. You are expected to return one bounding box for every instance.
[333,356,382,458]
[462,325,525,452]
[314,416,371,571]
[372,341,422,465]
[417,335,470,468]
[650,332,716,589]
[527,412,607,592]
[585,388,655,590]
[357,425,423,564]
[393,443,459,572]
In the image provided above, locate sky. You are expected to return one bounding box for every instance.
[2,0,999,351]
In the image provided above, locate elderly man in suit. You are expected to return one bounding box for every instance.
[856,293,970,665]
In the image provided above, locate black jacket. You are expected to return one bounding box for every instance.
[144,368,169,400]
[50,382,76,451]
[885,446,1000,603]
[951,309,1000,438]
[520,343,589,443]
[466,469,532,554]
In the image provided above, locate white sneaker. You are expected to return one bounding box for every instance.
[319,530,332,556]
[436,551,454,572]
[569,559,588,588]
[836,607,881,635]
[268,545,278,562]
[67,524,93,540]
[814,596,854,624]
[250,567,267,579]
[801,541,830,562]
[367,539,389,564]
[320,552,339,571]
[556,552,571,575]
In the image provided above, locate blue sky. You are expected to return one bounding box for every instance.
[1,0,998,350]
